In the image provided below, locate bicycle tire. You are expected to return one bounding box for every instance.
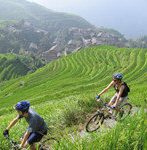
[119,103,132,120]
[86,112,104,132]
[39,137,59,150]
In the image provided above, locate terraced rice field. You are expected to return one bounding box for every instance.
[0,46,147,149]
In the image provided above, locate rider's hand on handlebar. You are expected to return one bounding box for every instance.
[3,129,9,137]
[111,105,116,109]
[96,95,100,99]
[96,95,101,102]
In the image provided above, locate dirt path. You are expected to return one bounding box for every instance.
[77,106,146,138]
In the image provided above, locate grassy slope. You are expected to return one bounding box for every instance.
[0,46,147,149]
[0,53,45,82]
[0,54,31,81]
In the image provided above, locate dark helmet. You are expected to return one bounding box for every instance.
[15,101,30,112]
[113,73,123,80]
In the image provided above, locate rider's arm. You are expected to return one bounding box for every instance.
[6,116,20,130]
[114,85,125,106]
[98,81,114,96]
[20,120,34,148]
[20,131,30,148]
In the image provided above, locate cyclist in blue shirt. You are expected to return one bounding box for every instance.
[3,101,48,150]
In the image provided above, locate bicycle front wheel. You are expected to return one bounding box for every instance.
[119,103,132,119]
[86,113,104,132]
[39,137,59,150]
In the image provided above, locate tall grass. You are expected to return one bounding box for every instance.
[58,109,147,150]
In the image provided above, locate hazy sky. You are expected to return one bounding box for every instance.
[27,0,147,38]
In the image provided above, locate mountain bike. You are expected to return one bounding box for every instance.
[4,132,59,150]
[86,98,132,132]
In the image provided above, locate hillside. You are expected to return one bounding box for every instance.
[0,46,147,149]
[0,0,127,61]
[0,53,45,81]
[0,0,92,29]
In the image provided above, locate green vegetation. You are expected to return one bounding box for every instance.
[0,46,147,149]
[0,53,45,81]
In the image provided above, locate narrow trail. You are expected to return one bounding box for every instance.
[76,106,146,138]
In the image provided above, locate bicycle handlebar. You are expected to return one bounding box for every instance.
[96,98,115,110]
[4,134,21,149]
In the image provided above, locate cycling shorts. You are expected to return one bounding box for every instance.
[27,130,47,145]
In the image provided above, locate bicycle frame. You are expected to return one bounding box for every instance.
[4,135,20,150]
[97,98,132,119]
[96,98,124,119]
[98,98,124,110]
[4,133,59,150]
[4,134,33,150]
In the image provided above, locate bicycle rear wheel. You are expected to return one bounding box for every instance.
[86,113,104,132]
[39,137,59,150]
[119,103,132,119]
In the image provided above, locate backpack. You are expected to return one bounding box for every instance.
[123,82,130,92]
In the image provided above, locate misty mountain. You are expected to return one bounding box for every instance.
[30,0,147,38]
[0,0,92,29]
[0,0,128,61]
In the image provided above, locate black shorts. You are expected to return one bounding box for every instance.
[27,132,45,145]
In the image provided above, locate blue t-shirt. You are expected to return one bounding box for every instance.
[19,108,47,134]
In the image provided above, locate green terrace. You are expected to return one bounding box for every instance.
[0,46,147,149]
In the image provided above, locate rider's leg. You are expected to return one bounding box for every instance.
[108,93,117,106]
[20,132,26,142]
[114,96,128,114]
[27,132,44,150]
[107,93,117,115]
[116,96,128,107]
[113,97,128,118]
